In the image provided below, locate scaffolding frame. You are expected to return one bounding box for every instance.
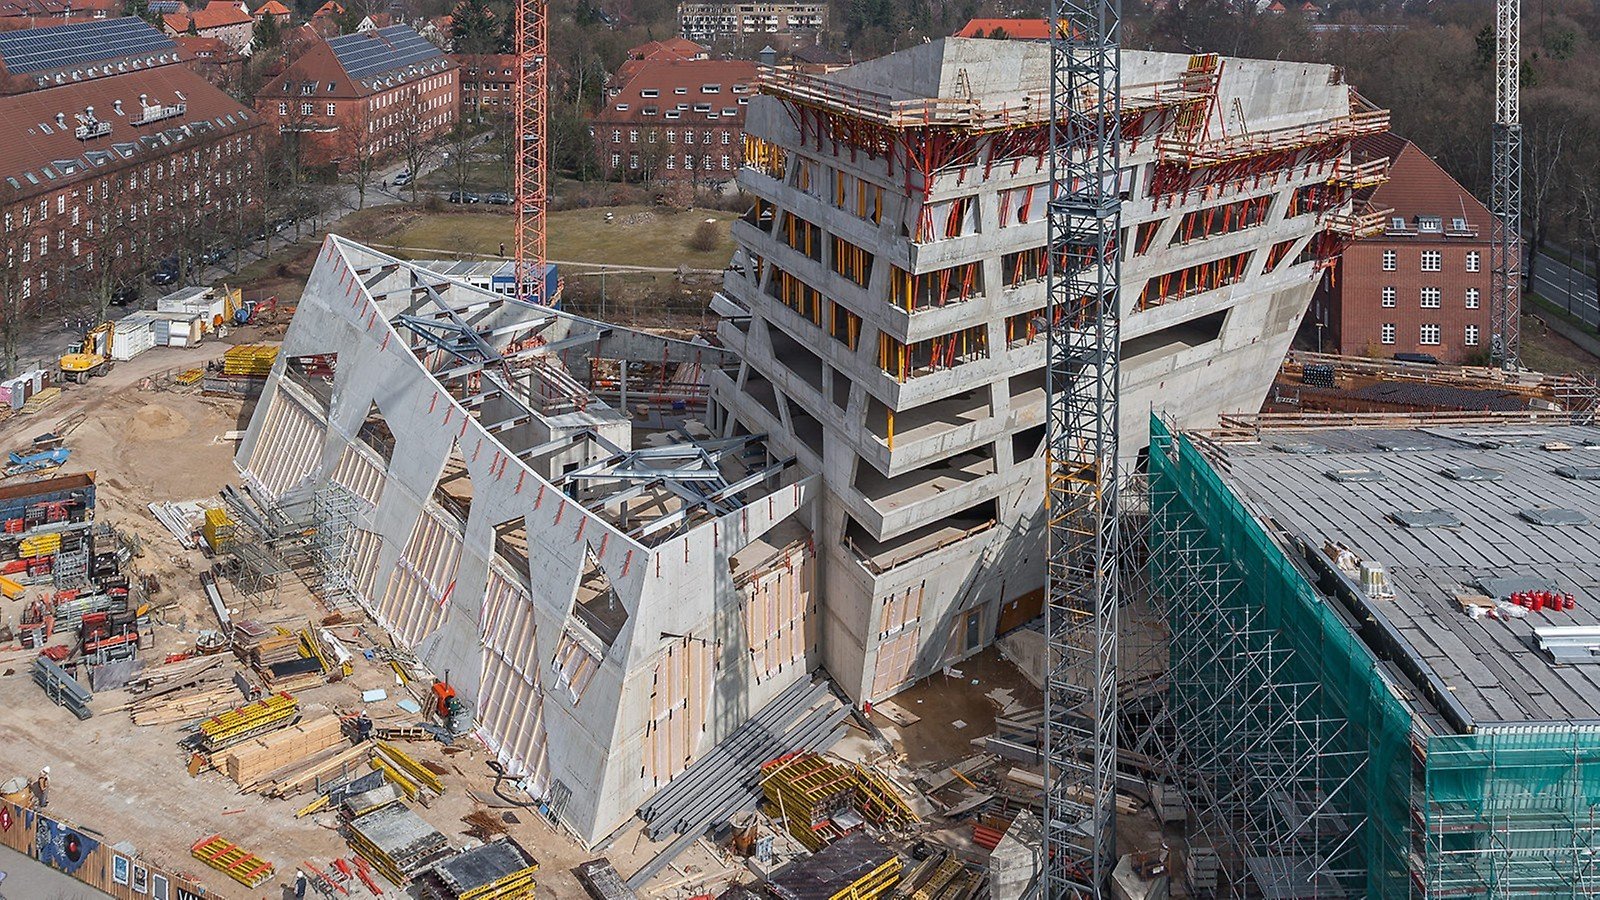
[308,482,364,616]
[1141,419,1414,898]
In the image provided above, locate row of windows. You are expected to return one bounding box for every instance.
[610,128,734,145]
[1381,248,1480,273]
[611,152,732,171]
[1381,286,1480,309]
[1379,323,1479,346]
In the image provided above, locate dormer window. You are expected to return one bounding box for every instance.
[1417,215,1442,232]
[674,87,687,94]
[1450,216,1468,231]
[1390,216,1406,230]
[701,83,721,93]
[640,88,659,97]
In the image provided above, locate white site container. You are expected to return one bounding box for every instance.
[110,313,158,361]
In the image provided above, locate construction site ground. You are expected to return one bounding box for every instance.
[0,337,736,900]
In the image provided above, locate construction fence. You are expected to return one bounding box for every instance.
[0,798,208,900]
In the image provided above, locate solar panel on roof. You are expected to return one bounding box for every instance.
[0,17,176,76]
[329,25,445,82]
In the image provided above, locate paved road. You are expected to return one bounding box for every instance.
[1530,251,1600,328]
[0,843,109,900]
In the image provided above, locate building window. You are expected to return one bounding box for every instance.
[611,130,621,143]
[1466,287,1480,309]
[667,130,677,143]
[327,103,336,116]
[648,131,658,143]
[1420,249,1441,272]
[1381,323,1395,344]
[610,152,621,168]
[721,131,731,144]
[666,156,676,170]
[629,153,639,170]
[1420,287,1441,308]
[301,102,314,116]
[1466,250,1480,272]
[629,129,639,143]
[1382,249,1396,271]
[720,154,730,169]
[1420,324,1441,345]
[1381,286,1396,308]
[1465,325,1480,346]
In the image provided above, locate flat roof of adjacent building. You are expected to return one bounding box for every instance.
[1215,423,1600,727]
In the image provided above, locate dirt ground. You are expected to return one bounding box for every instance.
[871,648,1043,770]
[0,339,740,900]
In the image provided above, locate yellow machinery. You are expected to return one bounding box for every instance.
[58,322,114,383]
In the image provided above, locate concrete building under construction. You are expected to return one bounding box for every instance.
[236,38,1390,845]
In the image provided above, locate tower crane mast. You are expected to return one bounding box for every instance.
[513,0,548,305]
[1491,0,1521,367]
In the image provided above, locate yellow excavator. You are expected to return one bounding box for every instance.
[58,322,115,384]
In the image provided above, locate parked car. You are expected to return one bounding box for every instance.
[448,191,482,204]
[110,282,140,307]
[393,169,414,187]
[485,191,512,205]
[149,255,180,285]
[1393,352,1441,366]
[199,244,230,265]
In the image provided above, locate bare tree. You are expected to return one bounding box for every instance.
[340,103,382,210]
[397,85,438,203]
[0,190,48,374]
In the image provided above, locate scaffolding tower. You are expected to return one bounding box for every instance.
[1044,0,1123,895]
[307,482,364,616]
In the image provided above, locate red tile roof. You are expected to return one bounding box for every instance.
[174,33,238,58]
[1357,133,1491,235]
[191,1,250,28]
[614,37,707,85]
[598,55,756,129]
[254,0,288,16]
[311,0,341,17]
[0,60,260,200]
[954,18,1050,39]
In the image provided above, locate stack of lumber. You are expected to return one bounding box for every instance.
[117,656,244,725]
[268,742,376,800]
[220,713,346,788]
[369,740,446,801]
[233,623,302,668]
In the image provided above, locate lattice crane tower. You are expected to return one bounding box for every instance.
[1491,0,1521,367]
[513,0,548,304]
[1043,0,1122,895]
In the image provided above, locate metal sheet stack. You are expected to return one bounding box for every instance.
[33,653,92,719]
[763,833,901,900]
[416,838,539,900]
[346,803,452,885]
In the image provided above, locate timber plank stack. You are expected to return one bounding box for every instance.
[221,712,346,788]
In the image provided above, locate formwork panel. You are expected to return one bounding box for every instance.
[478,566,552,795]
[246,387,326,497]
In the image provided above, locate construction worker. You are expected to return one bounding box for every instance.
[34,766,48,808]
[294,868,308,899]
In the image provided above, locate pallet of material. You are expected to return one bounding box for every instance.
[131,683,243,725]
[417,837,538,900]
[346,803,452,885]
[33,654,92,719]
[574,858,637,900]
[233,622,303,667]
[198,690,299,751]
[222,713,347,788]
[344,782,405,819]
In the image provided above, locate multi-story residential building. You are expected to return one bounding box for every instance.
[256,24,457,170]
[678,0,824,48]
[161,0,254,54]
[0,0,118,28]
[0,18,264,312]
[1318,133,1495,363]
[453,52,514,121]
[239,37,1389,848]
[591,38,755,184]
[252,0,290,25]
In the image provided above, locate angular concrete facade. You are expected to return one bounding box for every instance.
[238,40,1386,850]
[238,238,819,846]
[707,38,1385,703]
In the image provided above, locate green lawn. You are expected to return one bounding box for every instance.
[365,205,738,271]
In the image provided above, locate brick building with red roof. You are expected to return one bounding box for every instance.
[590,38,755,184]
[162,0,253,52]
[174,32,244,89]
[1316,133,1499,363]
[256,24,456,170]
[0,17,264,312]
[453,52,514,122]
